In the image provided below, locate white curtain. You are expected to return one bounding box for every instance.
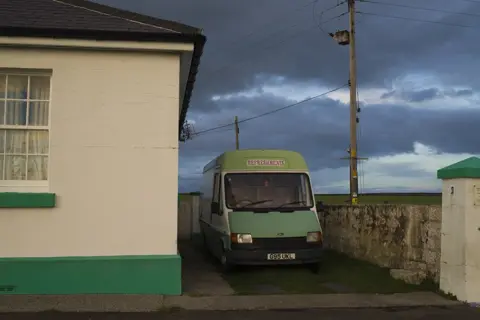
[27,130,49,180]
[0,130,3,180]
[6,100,26,125]
[4,130,26,180]
[28,102,49,126]
[0,75,5,99]
[1,75,50,181]
[29,76,50,126]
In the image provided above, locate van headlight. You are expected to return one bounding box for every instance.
[306,231,322,243]
[231,233,253,244]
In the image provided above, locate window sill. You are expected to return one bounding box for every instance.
[0,181,48,193]
[0,192,56,208]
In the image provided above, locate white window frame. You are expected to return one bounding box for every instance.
[0,70,52,193]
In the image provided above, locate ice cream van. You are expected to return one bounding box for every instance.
[199,149,323,273]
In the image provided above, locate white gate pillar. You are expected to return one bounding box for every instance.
[437,157,480,304]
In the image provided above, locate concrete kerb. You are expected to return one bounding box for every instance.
[163,292,461,311]
[0,292,462,312]
[0,295,166,313]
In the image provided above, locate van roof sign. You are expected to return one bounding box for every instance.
[203,150,309,173]
[246,159,286,167]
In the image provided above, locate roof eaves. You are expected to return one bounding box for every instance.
[179,33,206,141]
[0,26,202,43]
[54,0,202,34]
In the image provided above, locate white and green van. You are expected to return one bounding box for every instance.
[199,149,323,272]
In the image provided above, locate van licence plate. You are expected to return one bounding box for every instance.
[267,253,296,260]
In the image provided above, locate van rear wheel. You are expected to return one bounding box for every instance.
[202,233,212,257]
[202,232,208,249]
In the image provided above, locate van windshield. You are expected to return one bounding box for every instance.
[224,173,314,210]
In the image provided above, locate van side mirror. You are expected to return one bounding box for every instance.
[316,201,325,212]
[211,202,220,215]
[316,201,329,217]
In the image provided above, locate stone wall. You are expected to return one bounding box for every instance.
[178,196,443,284]
[320,205,442,284]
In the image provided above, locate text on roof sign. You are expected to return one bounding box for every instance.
[246,159,286,167]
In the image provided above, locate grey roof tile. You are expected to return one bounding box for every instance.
[0,0,202,34]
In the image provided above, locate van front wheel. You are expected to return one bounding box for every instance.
[308,262,321,274]
[220,250,234,273]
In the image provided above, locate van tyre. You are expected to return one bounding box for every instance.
[203,235,213,259]
[220,250,234,273]
[308,262,321,274]
[202,232,208,250]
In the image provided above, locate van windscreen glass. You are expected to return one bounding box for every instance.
[224,173,314,210]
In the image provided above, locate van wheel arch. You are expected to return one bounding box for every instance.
[219,244,234,273]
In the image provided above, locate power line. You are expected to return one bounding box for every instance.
[313,0,348,35]
[194,127,234,138]
[214,21,312,64]
[360,0,480,19]
[204,10,350,79]
[202,22,319,78]
[357,11,479,29]
[193,1,327,81]
[184,2,321,81]
[192,83,349,138]
[204,7,349,78]
[217,0,318,53]
[356,89,366,195]
[323,11,349,24]
[319,0,347,15]
[211,0,480,65]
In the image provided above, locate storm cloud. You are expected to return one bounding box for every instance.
[96,0,480,192]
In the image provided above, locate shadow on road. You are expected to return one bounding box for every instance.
[1,306,479,320]
[178,240,234,296]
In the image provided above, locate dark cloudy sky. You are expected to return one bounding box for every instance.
[98,0,480,193]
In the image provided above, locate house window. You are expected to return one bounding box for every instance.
[0,73,50,183]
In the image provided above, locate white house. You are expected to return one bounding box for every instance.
[0,0,205,295]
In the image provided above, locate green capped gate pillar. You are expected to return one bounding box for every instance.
[437,157,480,304]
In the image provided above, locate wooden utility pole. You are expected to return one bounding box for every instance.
[330,0,364,204]
[234,116,240,150]
[348,0,359,205]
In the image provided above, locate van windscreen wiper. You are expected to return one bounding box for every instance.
[272,200,307,211]
[236,199,273,209]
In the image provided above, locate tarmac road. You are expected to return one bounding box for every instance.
[1,306,478,320]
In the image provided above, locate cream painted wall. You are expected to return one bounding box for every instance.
[440,178,480,303]
[0,47,182,258]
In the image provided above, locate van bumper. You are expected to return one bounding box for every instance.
[226,247,323,265]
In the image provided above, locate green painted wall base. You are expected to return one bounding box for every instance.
[0,254,181,295]
[0,192,56,208]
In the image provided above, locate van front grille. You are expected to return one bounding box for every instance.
[254,237,307,250]
[232,237,319,251]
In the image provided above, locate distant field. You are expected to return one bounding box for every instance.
[315,193,442,205]
[178,192,201,201]
[179,192,442,205]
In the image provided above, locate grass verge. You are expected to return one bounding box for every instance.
[180,193,442,205]
[222,250,437,295]
[315,194,441,205]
